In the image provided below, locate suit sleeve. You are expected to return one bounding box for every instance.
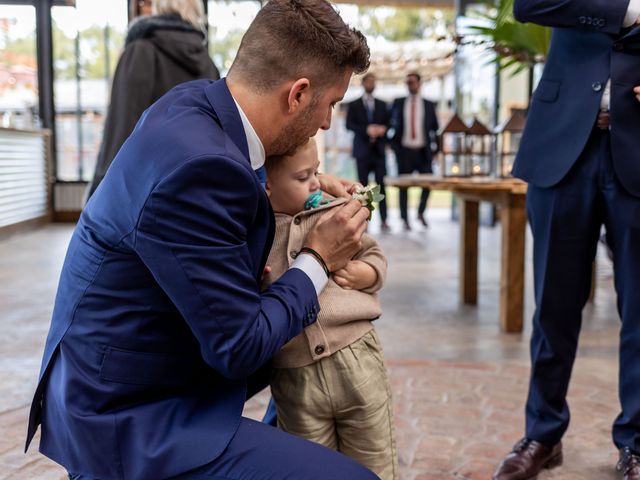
[513,0,630,34]
[346,101,368,138]
[389,99,403,144]
[134,155,320,380]
[353,233,387,294]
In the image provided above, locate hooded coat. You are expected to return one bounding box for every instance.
[87,14,220,198]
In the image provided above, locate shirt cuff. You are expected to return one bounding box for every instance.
[624,0,640,27]
[291,254,328,296]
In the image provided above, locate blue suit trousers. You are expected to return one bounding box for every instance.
[525,127,640,451]
[70,418,379,479]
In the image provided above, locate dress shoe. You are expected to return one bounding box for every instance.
[417,214,428,227]
[493,438,562,480]
[617,447,640,479]
[380,221,391,233]
[403,220,411,231]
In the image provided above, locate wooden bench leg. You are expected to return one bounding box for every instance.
[499,194,526,333]
[460,198,479,305]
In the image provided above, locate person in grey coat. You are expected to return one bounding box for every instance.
[86,0,219,200]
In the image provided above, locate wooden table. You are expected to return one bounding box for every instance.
[385,174,528,333]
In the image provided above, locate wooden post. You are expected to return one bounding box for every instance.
[460,198,479,305]
[499,193,527,332]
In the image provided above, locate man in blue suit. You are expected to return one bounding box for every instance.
[493,1,640,479]
[346,73,390,230]
[25,1,378,479]
[389,72,439,230]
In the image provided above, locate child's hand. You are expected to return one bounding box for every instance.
[262,265,272,282]
[333,260,377,291]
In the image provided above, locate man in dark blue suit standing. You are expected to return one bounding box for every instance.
[389,72,439,230]
[346,73,390,231]
[494,1,640,479]
[25,1,378,479]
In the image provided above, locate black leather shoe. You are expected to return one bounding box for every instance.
[617,447,640,480]
[417,214,428,227]
[493,438,562,480]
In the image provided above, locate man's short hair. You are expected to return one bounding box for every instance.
[407,72,421,82]
[229,0,370,92]
[362,72,376,83]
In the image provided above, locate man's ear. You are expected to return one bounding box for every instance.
[287,78,311,114]
[264,179,272,197]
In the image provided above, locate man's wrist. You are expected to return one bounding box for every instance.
[299,247,330,278]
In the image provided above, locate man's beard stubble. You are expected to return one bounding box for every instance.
[269,95,320,157]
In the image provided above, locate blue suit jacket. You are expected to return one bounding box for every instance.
[26,79,320,480]
[345,96,390,159]
[388,97,439,158]
[513,0,640,196]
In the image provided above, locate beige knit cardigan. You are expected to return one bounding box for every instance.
[262,198,387,368]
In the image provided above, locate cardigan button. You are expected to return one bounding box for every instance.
[290,250,299,259]
[592,82,602,92]
[294,217,301,225]
[314,345,325,355]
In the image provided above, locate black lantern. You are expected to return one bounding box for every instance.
[439,113,470,177]
[466,118,492,176]
[494,109,526,178]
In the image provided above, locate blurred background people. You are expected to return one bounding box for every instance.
[389,72,439,231]
[86,0,220,200]
[346,73,390,231]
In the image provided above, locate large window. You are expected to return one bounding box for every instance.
[52,0,127,181]
[0,5,37,129]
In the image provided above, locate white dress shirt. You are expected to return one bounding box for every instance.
[601,0,640,110]
[232,97,328,295]
[402,95,426,149]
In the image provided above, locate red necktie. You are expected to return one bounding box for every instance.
[410,97,417,140]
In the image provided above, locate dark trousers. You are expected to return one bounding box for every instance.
[525,128,640,452]
[356,153,387,222]
[70,417,379,480]
[397,146,431,221]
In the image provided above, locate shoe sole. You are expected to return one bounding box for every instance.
[524,453,563,480]
[496,452,563,480]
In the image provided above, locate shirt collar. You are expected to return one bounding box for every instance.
[232,97,266,171]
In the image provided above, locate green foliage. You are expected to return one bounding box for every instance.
[466,0,550,73]
[52,22,125,80]
[208,28,245,74]
[2,19,124,80]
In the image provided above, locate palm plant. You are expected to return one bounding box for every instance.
[465,0,551,75]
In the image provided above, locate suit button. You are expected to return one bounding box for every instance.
[613,42,623,51]
[290,250,298,259]
[314,345,325,355]
[294,217,301,225]
[592,82,602,92]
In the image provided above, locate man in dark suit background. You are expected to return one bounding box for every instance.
[493,1,640,479]
[346,73,390,231]
[25,1,377,479]
[390,72,439,230]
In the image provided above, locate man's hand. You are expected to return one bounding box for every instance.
[635,86,640,103]
[366,124,387,138]
[318,173,362,199]
[333,260,377,291]
[304,199,370,272]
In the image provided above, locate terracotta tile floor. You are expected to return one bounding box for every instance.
[0,208,622,479]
